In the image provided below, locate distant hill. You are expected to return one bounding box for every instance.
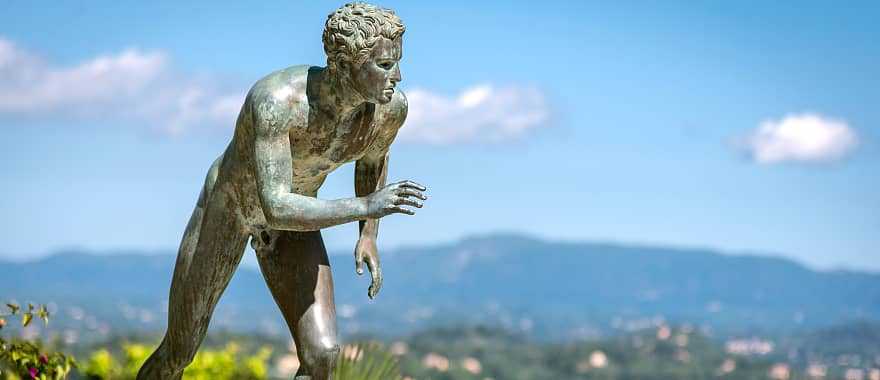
[2,233,878,341]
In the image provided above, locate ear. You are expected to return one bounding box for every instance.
[336,59,357,78]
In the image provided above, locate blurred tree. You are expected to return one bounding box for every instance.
[81,342,271,379]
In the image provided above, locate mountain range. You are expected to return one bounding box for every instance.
[2,233,878,341]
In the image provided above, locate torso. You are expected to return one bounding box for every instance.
[217,65,406,227]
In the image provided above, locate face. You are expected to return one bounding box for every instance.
[346,36,402,104]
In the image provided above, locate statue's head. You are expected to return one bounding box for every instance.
[323,2,405,104]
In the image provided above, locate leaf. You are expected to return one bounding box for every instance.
[6,303,20,315]
[38,305,50,325]
[22,312,33,327]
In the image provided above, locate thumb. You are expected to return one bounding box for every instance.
[355,248,364,275]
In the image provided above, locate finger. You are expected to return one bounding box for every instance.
[370,270,383,299]
[355,249,364,275]
[367,257,376,298]
[393,196,423,208]
[397,188,427,200]
[386,205,416,215]
[399,180,427,191]
[367,260,382,299]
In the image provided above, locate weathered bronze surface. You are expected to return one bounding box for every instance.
[138,3,425,379]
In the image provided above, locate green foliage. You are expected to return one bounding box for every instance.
[183,342,270,380]
[119,344,149,377]
[242,347,272,379]
[334,343,404,380]
[0,338,76,380]
[0,303,75,380]
[80,342,272,380]
[1,304,48,330]
[82,350,116,379]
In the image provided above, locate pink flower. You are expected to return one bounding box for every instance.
[39,353,49,364]
[28,366,38,379]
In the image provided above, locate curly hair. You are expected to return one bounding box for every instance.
[322,2,405,73]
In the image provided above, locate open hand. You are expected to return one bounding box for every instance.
[365,180,427,219]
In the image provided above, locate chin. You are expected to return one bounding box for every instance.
[374,94,394,104]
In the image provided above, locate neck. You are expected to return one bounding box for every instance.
[315,67,368,121]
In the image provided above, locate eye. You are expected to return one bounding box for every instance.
[378,61,394,70]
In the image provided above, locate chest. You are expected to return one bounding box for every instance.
[290,105,386,170]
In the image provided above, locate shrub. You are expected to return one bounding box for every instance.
[81,342,271,380]
[0,303,76,380]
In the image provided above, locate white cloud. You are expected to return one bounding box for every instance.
[0,37,242,135]
[742,113,858,164]
[401,84,550,144]
[0,37,551,142]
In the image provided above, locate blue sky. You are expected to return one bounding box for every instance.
[0,1,877,271]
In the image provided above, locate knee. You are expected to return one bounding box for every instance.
[314,343,341,366]
[301,342,340,374]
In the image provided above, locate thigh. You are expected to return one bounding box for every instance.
[168,191,248,334]
[255,230,338,349]
[141,188,248,380]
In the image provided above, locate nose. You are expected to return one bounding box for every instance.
[391,63,402,84]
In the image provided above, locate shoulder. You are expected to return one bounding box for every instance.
[249,65,311,104]
[247,65,312,135]
[361,90,408,160]
[381,89,408,130]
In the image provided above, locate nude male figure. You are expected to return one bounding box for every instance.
[138,3,425,379]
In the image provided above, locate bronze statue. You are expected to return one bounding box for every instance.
[138,3,425,379]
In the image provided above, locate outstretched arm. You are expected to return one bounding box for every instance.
[252,99,422,232]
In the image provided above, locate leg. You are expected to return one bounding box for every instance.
[255,230,339,380]
[138,186,248,380]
